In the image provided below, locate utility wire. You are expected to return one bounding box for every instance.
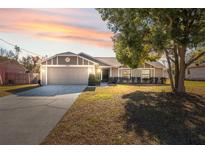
[0,38,42,57]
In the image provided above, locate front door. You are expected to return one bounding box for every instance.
[102,68,109,82]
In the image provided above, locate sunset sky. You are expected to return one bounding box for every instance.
[0,9,114,57]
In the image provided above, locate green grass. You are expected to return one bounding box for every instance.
[0,84,39,97]
[42,81,205,145]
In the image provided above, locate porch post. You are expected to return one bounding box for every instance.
[110,67,112,77]
[154,68,156,78]
[101,69,102,80]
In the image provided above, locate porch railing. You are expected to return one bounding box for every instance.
[108,77,167,84]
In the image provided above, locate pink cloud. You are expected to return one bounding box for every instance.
[0,9,113,48]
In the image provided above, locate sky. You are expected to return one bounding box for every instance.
[0,8,115,57]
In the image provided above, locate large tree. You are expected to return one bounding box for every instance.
[97,8,205,93]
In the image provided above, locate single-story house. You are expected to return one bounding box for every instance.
[40,51,166,85]
[0,59,29,85]
[186,61,205,81]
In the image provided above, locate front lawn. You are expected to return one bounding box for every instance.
[0,84,39,97]
[42,81,205,144]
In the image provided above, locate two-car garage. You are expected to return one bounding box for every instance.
[40,52,97,85]
[41,66,92,85]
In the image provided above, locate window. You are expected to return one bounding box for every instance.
[187,69,190,75]
[141,69,150,78]
[121,69,131,78]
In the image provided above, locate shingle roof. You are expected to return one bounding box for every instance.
[146,61,166,68]
[95,57,121,67]
[78,53,109,66]
[56,51,77,56]
[188,61,205,68]
[95,57,165,68]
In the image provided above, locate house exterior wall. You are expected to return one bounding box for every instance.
[53,57,57,65]
[155,68,163,77]
[58,56,77,65]
[42,55,96,66]
[78,57,83,65]
[47,59,52,65]
[186,67,205,80]
[111,68,118,77]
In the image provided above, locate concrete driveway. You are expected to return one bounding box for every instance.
[0,85,86,145]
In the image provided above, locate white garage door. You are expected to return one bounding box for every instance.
[47,67,89,85]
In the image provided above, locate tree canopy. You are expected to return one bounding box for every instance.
[97,8,205,93]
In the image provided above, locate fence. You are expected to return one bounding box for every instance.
[4,72,30,85]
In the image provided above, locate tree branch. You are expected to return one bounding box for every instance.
[168,56,175,63]
[165,49,175,92]
[185,51,205,68]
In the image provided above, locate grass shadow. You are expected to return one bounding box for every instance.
[122,91,205,144]
[84,87,96,92]
[7,85,39,94]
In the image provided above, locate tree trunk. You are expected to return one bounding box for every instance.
[174,45,179,90]
[177,46,186,93]
[165,49,175,92]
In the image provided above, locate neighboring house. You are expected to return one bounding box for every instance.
[41,51,166,85]
[186,61,205,81]
[0,59,30,85]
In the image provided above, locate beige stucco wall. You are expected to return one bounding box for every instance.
[155,68,163,77]
[111,68,118,77]
[186,67,205,80]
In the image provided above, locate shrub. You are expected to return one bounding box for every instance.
[142,78,149,84]
[150,77,154,84]
[88,74,100,86]
[8,79,15,85]
[154,77,158,84]
[131,77,135,83]
[108,77,118,84]
[137,77,141,84]
[160,77,167,84]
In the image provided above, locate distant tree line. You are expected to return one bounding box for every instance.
[0,47,41,73]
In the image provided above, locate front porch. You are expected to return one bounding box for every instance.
[99,67,167,84]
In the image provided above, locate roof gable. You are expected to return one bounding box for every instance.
[56,51,77,56]
[78,53,110,66]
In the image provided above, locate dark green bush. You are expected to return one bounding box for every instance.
[142,78,149,84]
[150,77,154,84]
[154,77,159,84]
[160,77,167,84]
[137,77,141,83]
[88,74,100,86]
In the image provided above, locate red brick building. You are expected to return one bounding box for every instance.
[0,60,30,85]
